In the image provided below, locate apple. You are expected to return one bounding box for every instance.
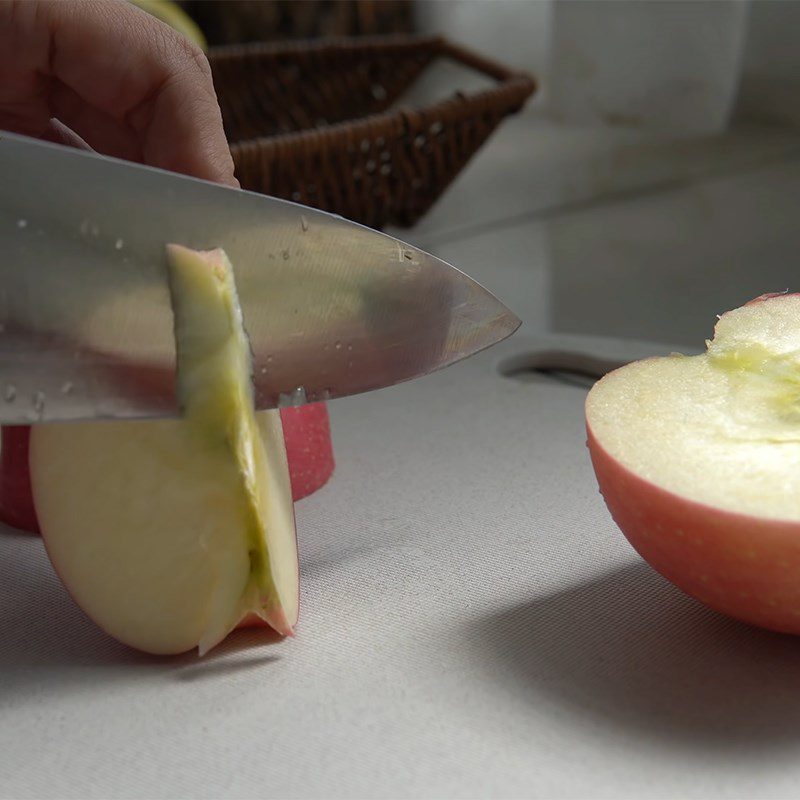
[0,425,37,533]
[29,246,300,655]
[587,293,800,634]
[0,403,333,535]
[281,403,335,501]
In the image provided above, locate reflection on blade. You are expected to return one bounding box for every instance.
[239,222,520,408]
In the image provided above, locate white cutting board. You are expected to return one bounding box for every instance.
[2,331,799,800]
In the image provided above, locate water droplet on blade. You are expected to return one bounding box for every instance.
[16,219,27,229]
[278,386,308,408]
[282,250,290,260]
[300,216,309,232]
[115,238,124,250]
[335,341,342,350]
[4,385,16,402]
[60,381,74,395]
[32,390,46,418]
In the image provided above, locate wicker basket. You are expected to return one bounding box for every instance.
[208,35,536,229]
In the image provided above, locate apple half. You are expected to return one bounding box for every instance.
[29,246,299,655]
[587,293,800,634]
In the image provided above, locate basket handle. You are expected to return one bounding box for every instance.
[441,39,534,87]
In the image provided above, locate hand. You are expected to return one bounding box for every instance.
[0,0,237,186]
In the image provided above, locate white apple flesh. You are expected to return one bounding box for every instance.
[587,294,800,633]
[30,246,298,655]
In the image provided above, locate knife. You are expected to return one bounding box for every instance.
[0,131,520,423]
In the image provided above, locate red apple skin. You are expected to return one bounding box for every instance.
[280,403,335,501]
[0,426,37,533]
[0,403,334,535]
[587,422,800,634]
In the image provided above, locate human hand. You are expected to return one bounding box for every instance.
[0,0,236,186]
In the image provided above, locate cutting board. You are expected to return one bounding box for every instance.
[3,331,799,800]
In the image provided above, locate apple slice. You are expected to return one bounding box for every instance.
[30,246,298,655]
[587,293,800,634]
[0,403,333,535]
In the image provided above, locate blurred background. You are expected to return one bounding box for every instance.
[160,0,800,350]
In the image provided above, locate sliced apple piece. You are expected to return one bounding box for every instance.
[30,246,298,655]
[586,293,800,634]
[0,403,334,535]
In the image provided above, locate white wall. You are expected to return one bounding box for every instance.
[736,0,800,126]
[416,0,800,133]
[414,0,551,82]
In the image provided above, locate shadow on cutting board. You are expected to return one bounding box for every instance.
[472,562,800,751]
[0,526,284,704]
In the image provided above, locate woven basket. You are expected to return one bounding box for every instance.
[208,35,536,229]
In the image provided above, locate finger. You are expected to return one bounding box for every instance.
[0,0,237,186]
[46,0,237,185]
[49,79,142,162]
[0,0,51,137]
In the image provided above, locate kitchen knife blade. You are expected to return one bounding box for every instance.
[0,131,520,422]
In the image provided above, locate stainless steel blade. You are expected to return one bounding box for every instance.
[0,132,520,422]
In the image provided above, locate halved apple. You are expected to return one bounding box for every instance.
[587,293,800,634]
[30,246,298,655]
